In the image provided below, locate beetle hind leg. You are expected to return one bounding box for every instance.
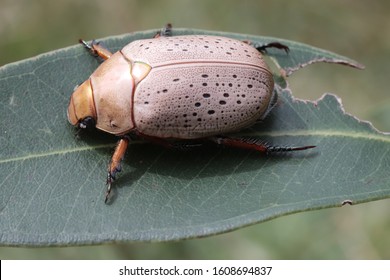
[255,42,290,54]
[79,39,113,60]
[105,137,130,203]
[210,136,315,155]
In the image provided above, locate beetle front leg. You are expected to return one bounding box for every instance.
[79,39,113,60]
[210,136,315,154]
[106,136,130,203]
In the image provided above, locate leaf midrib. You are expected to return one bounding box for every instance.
[243,129,389,141]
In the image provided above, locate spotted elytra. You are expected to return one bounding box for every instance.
[67,24,315,203]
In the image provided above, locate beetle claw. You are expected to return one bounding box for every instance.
[154,23,173,38]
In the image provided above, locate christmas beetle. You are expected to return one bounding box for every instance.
[67,25,315,203]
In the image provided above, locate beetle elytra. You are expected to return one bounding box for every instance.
[67,25,315,203]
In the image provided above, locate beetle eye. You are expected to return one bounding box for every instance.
[79,117,96,129]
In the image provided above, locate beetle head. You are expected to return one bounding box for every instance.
[67,79,97,129]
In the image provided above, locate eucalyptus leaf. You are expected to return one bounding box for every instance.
[0,28,388,246]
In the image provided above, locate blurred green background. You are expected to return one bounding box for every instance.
[1,0,389,259]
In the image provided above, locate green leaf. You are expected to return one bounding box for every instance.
[0,28,388,246]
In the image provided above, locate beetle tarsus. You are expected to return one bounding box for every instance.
[79,39,98,56]
[79,39,91,49]
[105,166,119,204]
[264,144,316,155]
[211,136,315,154]
[105,174,114,204]
[79,39,113,60]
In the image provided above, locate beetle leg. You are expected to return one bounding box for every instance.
[79,39,113,60]
[105,137,129,203]
[256,42,290,54]
[210,136,315,155]
[154,23,173,38]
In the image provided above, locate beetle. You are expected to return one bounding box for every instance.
[67,24,315,203]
